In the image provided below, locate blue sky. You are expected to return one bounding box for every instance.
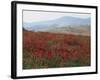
[23,10,91,23]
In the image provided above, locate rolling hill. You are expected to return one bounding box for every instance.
[23,16,90,36]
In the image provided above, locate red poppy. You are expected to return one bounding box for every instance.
[71,50,80,61]
[34,50,44,58]
[60,51,69,61]
[46,51,53,59]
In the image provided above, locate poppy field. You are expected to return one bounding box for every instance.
[23,31,90,69]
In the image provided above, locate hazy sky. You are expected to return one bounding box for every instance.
[23,10,91,23]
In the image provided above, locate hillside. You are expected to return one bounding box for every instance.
[23,16,91,32]
[46,25,90,36]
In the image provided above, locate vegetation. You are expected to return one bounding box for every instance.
[23,31,90,69]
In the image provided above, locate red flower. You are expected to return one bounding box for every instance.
[60,51,69,61]
[71,50,80,61]
[34,50,44,58]
[47,51,53,59]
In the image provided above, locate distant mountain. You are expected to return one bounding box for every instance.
[23,16,91,32]
[47,25,90,36]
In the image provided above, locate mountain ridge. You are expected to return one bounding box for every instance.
[23,16,91,33]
